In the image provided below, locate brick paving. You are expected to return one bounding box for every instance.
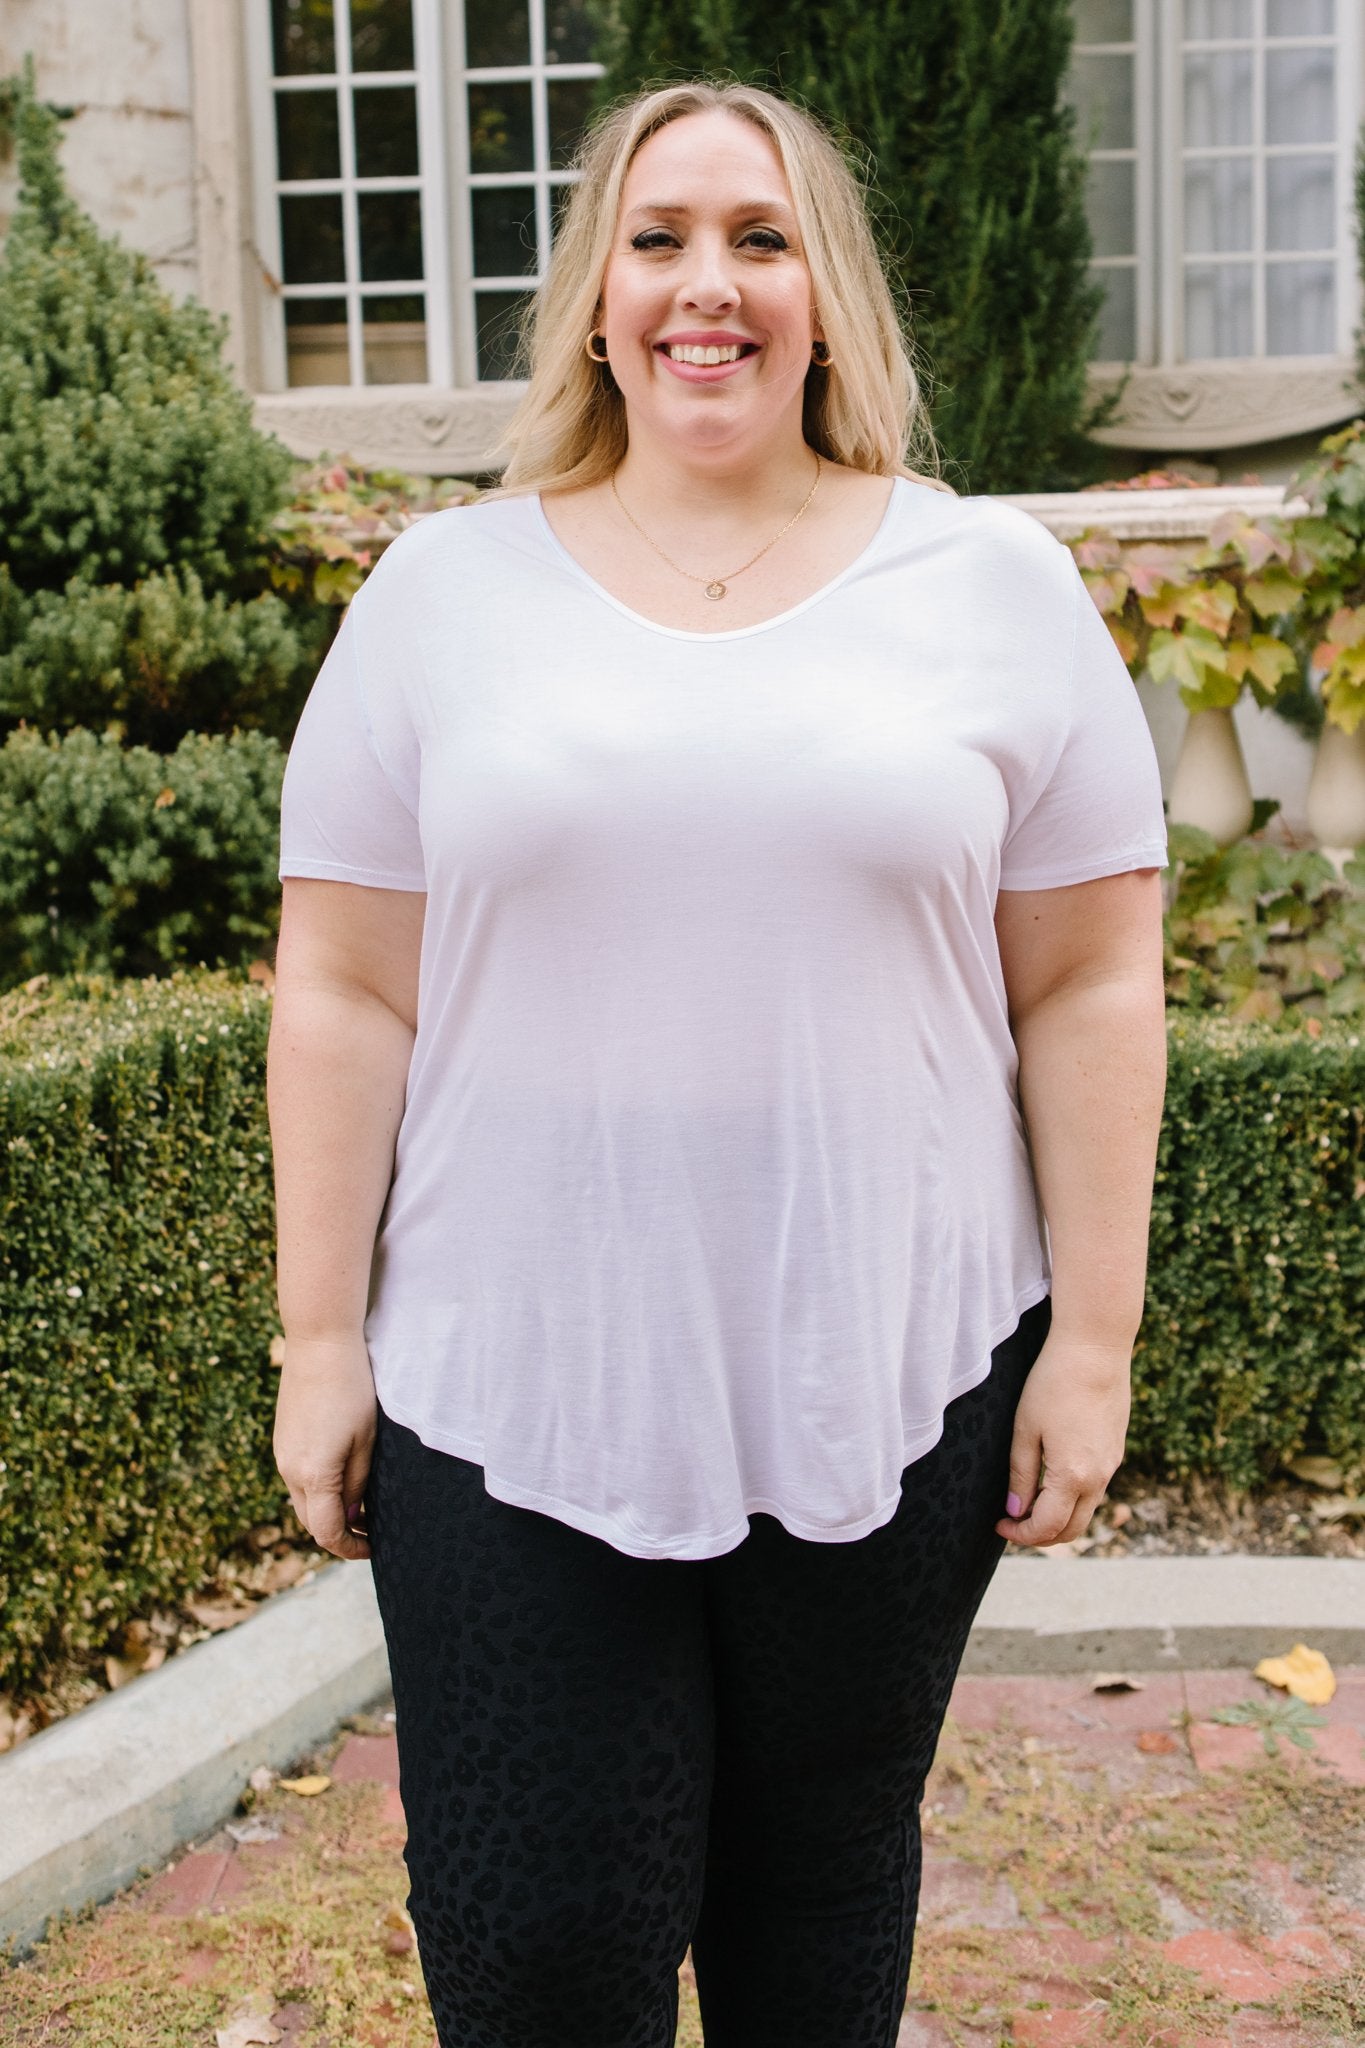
[10,1666,1365,2045]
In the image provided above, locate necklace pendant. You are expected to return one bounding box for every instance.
[704,580,726,600]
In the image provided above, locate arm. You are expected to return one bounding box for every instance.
[267,877,425,1558]
[991,866,1168,1545]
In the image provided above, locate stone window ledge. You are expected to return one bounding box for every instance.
[253,384,526,477]
[1085,359,1362,453]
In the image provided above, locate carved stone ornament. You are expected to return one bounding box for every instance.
[252,387,525,477]
[1085,359,1363,452]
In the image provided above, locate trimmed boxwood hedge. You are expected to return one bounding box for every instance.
[1,974,1363,1698]
[1,970,280,1699]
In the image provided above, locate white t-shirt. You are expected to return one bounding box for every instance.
[278,477,1168,1560]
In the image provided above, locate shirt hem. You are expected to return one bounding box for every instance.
[998,842,1169,891]
[374,1274,1053,1561]
[279,859,427,891]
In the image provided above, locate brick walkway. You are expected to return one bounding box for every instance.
[6,1666,1364,2046]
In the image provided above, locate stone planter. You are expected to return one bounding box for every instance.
[1167,705,1254,847]
[1305,718,1365,880]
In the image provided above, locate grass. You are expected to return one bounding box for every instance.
[909,1710,1365,2046]
[2,1710,1363,2045]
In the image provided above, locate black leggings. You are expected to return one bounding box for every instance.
[364,1294,1051,2048]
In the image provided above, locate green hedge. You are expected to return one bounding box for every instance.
[0,971,282,1699]
[0,725,285,993]
[1137,1010,1365,1485]
[1,978,1363,1699]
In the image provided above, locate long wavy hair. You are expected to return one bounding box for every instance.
[480,80,954,499]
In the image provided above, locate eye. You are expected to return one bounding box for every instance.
[630,230,677,250]
[743,228,788,251]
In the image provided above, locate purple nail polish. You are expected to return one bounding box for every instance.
[1006,1492,1023,1518]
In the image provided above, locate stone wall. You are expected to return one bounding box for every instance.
[0,0,197,303]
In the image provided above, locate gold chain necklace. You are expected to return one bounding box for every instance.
[609,454,822,600]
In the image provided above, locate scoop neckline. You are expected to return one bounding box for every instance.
[530,475,909,642]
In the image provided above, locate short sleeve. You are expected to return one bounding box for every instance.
[278,600,426,891]
[997,553,1168,891]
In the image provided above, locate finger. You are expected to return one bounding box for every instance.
[305,1487,371,1562]
[1000,1472,1079,1548]
[1003,1432,1043,1525]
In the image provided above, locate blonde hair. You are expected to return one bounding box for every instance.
[480,80,954,498]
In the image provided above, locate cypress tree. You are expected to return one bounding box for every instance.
[592,0,1124,494]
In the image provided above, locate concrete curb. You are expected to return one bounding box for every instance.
[0,1561,388,1961]
[964,1553,1365,1674]
[5,1553,1365,1961]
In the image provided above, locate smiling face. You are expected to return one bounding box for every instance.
[597,109,821,463]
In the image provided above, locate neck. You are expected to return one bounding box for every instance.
[612,428,819,533]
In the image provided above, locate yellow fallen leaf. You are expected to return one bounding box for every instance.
[382,1901,416,1954]
[1286,1455,1346,1490]
[1254,1643,1336,1705]
[278,1774,331,1796]
[215,1990,282,2046]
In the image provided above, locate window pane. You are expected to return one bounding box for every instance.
[472,187,538,277]
[275,87,340,181]
[1185,261,1253,356]
[1265,49,1335,146]
[358,190,424,280]
[465,0,530,66]
[271,0,334,76]
[362,293,427,382]
[1184,52,1253,147]
[468,83,535,172]
[1184,0,1252,34]
[1267,260,1334,353]
[1086,158,1135,258]
[1073,0,1132,39]
[280,192,346,282]
[1090,266,1136,361]
[1267,0,1333,32]
[1267,155,1335,252]
[545,0,598,63]
[547,77,596,170]
[285,297,348,383]
[348,0,414,71]
[475,290,533,380]
[353,86,420,176]
[1184,157,1253,252]
[1064,52,1133,151]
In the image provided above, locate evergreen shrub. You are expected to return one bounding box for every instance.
[1138,1012,1365,1486]
[0,62,327,753]
[0,970,280,1700]
[0,725,285,989]
[0,978,1362,1699]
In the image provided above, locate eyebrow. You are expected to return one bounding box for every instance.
[622,199,797,221]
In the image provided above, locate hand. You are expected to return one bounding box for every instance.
[273,1333,378,1562]
[995,1332,1131,1549]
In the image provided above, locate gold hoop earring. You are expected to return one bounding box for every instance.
[811,339,834,368]
[585,331,610,362]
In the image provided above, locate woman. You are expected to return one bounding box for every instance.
[269,79,1168,2048]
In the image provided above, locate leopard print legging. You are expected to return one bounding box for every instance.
[363,1293,1052,2048]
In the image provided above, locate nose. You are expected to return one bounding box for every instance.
[676,229,741,313]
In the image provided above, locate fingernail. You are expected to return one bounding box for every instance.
[345,1503,362,1525]
[1006,1492,1023,1518]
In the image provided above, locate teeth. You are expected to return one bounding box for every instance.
[665,344,746,364]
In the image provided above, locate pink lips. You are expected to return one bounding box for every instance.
[655,337,760,383]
